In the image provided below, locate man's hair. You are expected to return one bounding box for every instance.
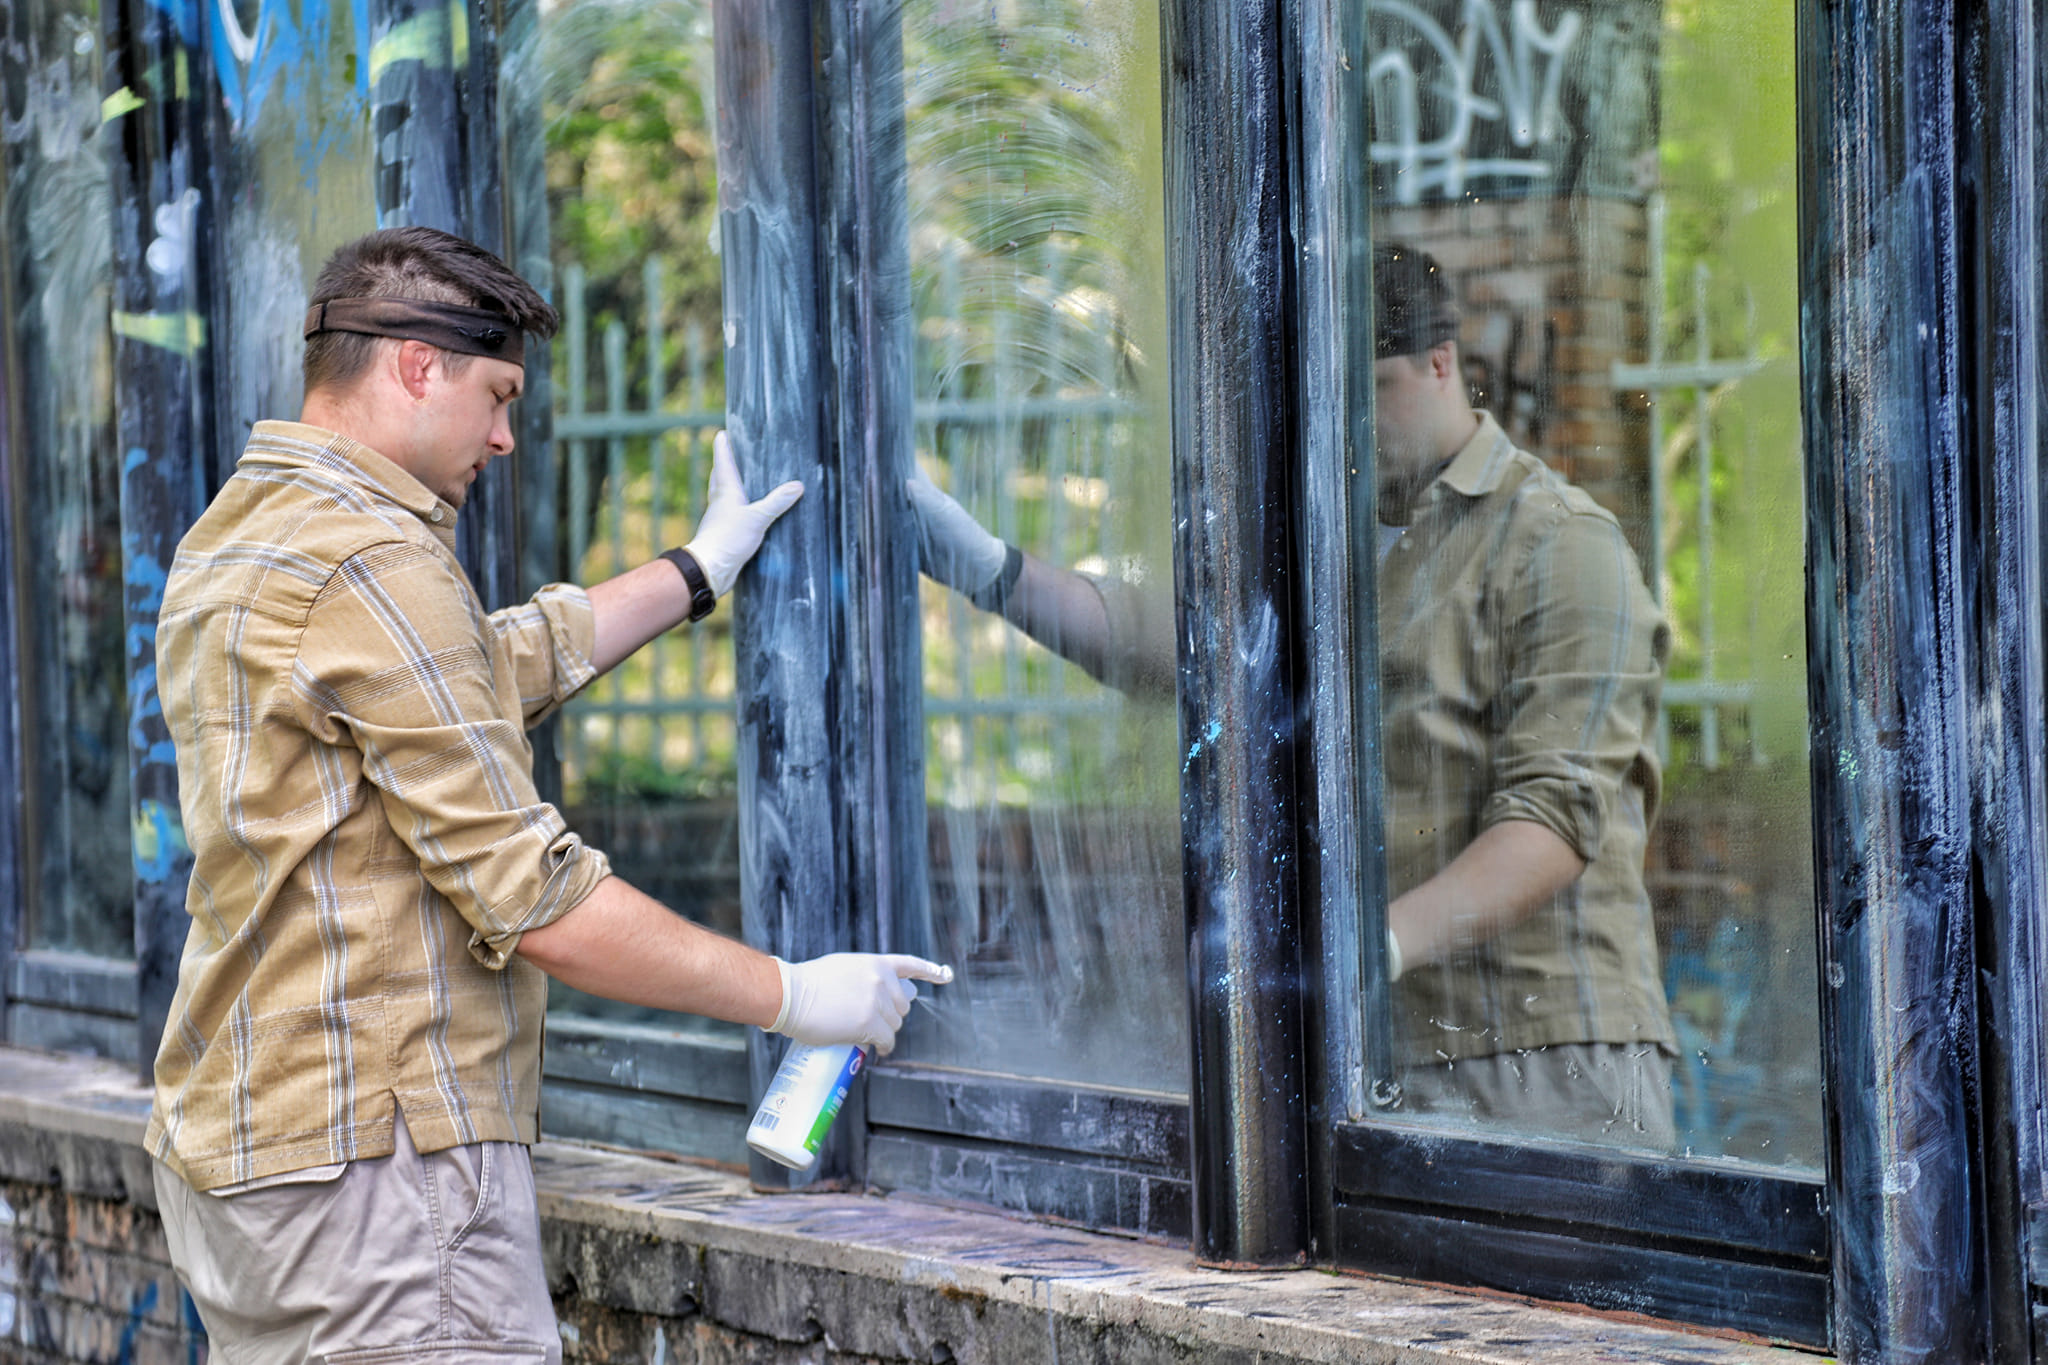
[1374,243,1461,360]
[303,227,560,392]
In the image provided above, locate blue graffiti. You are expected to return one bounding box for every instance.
[125,535,170,618]
[134,798,192,883]
[184,1288,208,1363]
[126,655,179,766]
[117,1280,157,1365]
[142,0,372,167]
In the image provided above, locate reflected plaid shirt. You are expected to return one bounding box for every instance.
[1092,413,1676,1065]
[145,421,611,1190]
[1379,414,1674,1065]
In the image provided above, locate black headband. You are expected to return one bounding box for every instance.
[1374,245,1461,359]
[303,297,526,366]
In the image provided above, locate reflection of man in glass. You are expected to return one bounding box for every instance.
[908,243,1676,1148]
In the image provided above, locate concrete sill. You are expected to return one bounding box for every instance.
[0,1044,1826,1364]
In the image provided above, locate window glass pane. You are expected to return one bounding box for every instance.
[519,0,740,1032]
[1,0,131,957]
[1358,0,1819,1167]
[891,0,1186,1089]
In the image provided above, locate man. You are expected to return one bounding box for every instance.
[908,243,1675,1147]
[147,226,949,1362]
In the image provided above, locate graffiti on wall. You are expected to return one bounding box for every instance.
[1367,0,1585,204]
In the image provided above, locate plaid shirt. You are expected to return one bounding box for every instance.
[1093,413,1673,1064]
[1380,414,1673,1064]
[146,421,611,1190]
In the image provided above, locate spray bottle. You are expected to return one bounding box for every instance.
[747,1042,868,1169]
[747,963,954,1170]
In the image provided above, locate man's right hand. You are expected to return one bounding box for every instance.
[906,466,1007,598]
[771,953,954,1054]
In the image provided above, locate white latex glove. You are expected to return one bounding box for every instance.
[770,952,955,1054]
[683,431,805,597]
[906,465,1006,597]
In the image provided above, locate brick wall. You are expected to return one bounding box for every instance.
[0,1047,1822,1365]
[0,1124,202,1365]
[1368,0,1663,554]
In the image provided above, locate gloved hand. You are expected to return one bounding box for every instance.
[770,952,954,1054]
[683,431,805,597]
[906,465,1006,598]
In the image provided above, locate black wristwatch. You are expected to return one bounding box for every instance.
[661,547,719,622]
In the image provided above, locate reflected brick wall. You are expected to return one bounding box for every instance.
[1368,0,1660,554]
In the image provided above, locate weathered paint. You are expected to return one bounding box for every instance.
[813,0,928,978]
[712,0,856,1190]
[1290,0,1389,1157]
[1163,0,1311,1267]
[0,134,20,1037]
[1953,0,2046,1356]
[1799,0,2010,1356]
[105,0,214,1076]
[369,0,518,611]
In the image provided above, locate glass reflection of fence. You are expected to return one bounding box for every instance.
[553,261,729,803]
[1611,200,1821,1166]
[553,260,1133,806]
[1611,199,1770,772]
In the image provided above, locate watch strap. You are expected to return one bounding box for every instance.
[967,542,1025,613]
[661,547,719,622]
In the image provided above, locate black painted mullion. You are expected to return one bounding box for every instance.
[1961,0,2048,1358]
[1287,0,1387,1265]
[0,93,21,1039]
[1799,0,1990,1356]
[104,0,214,1080]
[1162,0,1312,1267]
[711,0,855,1190]
[812,0,926,983]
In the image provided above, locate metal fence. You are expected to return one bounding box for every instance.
[558,228,1788,792]
[1610,195,1778,771]
[550,256,1138,803]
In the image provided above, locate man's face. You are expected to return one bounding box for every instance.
[406,352,525,509]
[1372,344,1463,520]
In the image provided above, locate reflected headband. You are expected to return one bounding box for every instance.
[303,297,525,366]
[1374,244,1461,359]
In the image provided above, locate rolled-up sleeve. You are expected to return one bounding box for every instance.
[294,542,610,967]
[1481,509,1665,863]
[489,582,599,727]
[1085,574,1179,699]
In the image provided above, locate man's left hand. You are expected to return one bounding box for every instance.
[684,431,804,597]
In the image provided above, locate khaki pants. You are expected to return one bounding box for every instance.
[1395,1041,1678,1151]
[153,1112,560,1364]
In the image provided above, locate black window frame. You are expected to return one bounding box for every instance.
[3,0,2045,1354]
[1273,0,2045,1354]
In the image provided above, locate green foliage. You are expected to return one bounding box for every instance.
[1653,0,1809,783]
[541,0,725,410]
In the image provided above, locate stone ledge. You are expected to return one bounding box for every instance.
[0,1045,1824,1365]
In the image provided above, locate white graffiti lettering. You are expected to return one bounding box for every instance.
[1368,0,1585,204]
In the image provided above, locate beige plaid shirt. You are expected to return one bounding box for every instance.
[1379,414,1672,1064]
[1094,413,1673,1065]
[146,421,611,1190]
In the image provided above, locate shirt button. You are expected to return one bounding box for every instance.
[429,507,444,523]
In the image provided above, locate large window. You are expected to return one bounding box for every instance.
[1351,1,1818,1164]
[2,0,128,967]
[886,0,1183,1091]
[2,0,135,1065]
[1310,0,1828,1340]
[509,0,753,1161]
